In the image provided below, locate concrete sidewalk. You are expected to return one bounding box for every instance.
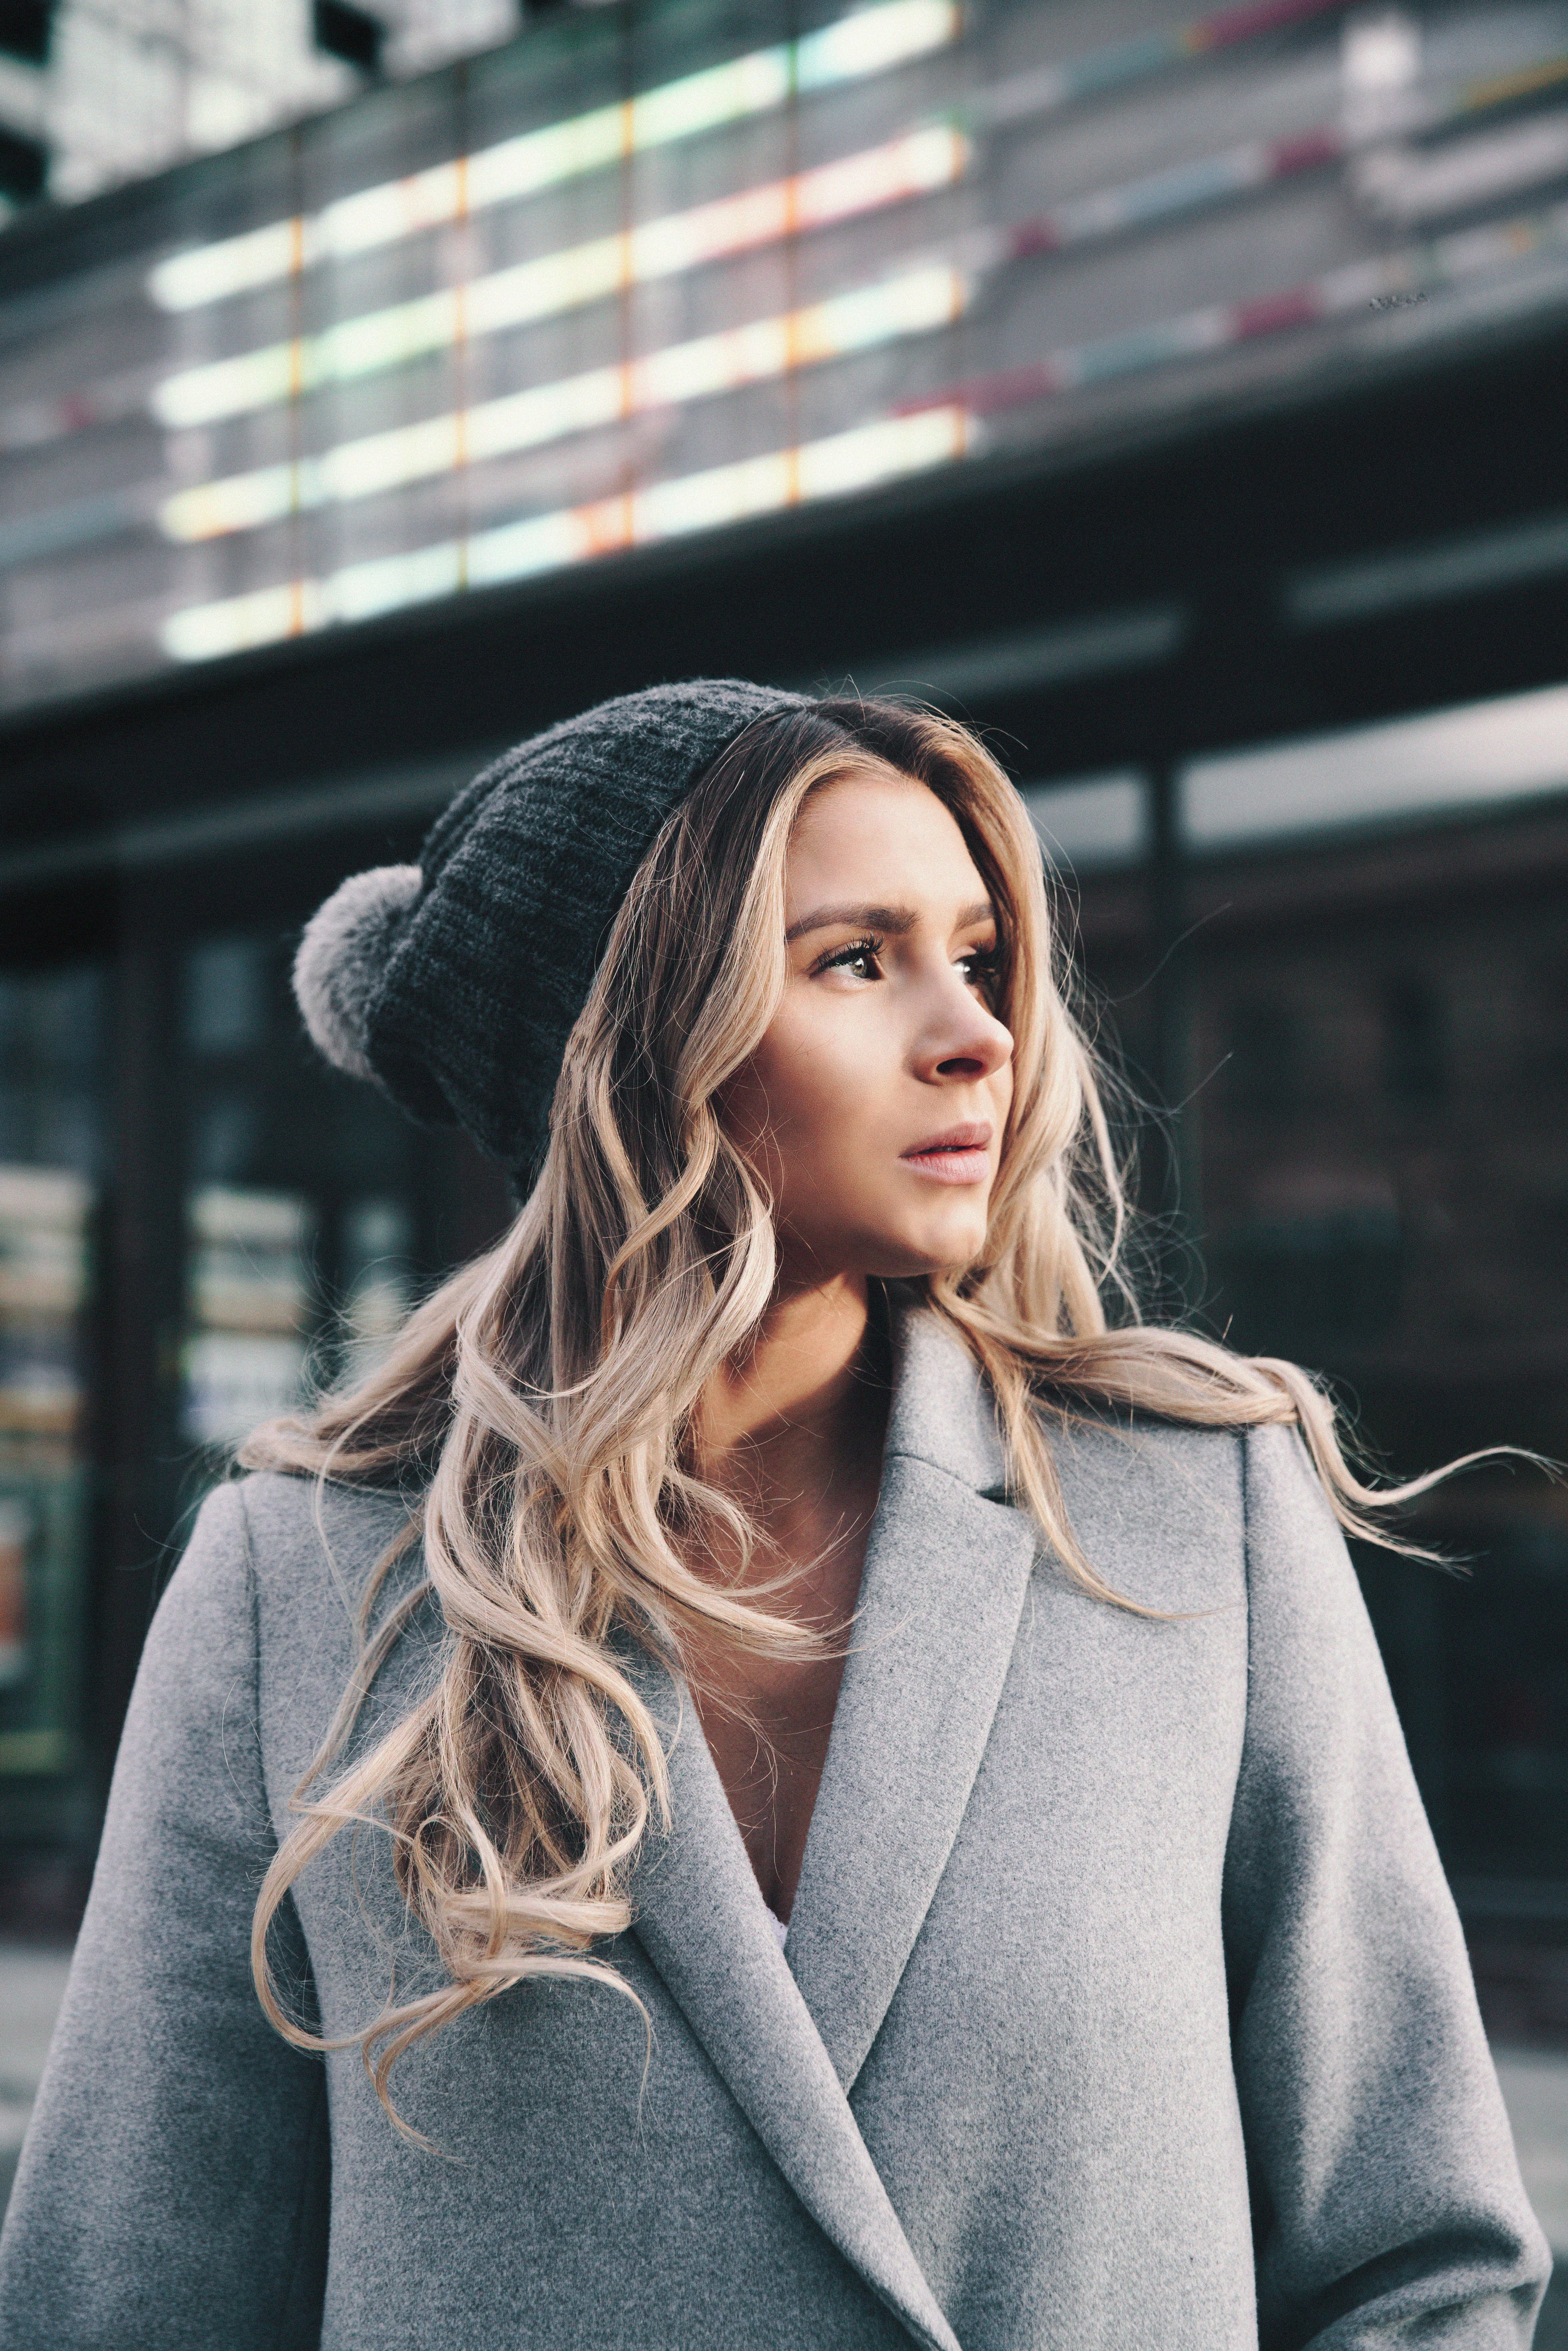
[2,1939,1566,2335]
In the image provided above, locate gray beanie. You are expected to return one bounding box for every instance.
[294,678,809,1182]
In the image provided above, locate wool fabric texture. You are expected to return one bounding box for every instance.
[0,1305,1549,2348]
[293,678,806,1181]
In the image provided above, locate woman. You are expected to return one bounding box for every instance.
[0,682,1549,2348]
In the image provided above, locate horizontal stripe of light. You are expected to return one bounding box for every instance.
[1353,108,1568,227]
[910,195,1568,417]
[149,124,968,430]
[1184,680,1568,849]
[976,0,1336,126]
[160,405,969,661]
[158,265,969,541]
[147,34,1568,437]
[146,0,957,313]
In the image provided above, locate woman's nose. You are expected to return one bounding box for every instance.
[918,978,1013,1083]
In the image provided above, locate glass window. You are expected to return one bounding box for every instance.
[13,1,1568,712]
[1019,771,1149,871]
[182,1184,314,1454]
[339,1194,416,1386]
[177,924,422,1475]
[1182,680,1568,853]
[0,967,103,1785]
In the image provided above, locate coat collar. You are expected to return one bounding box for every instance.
[783,1308,1037,2092]
[876,1287,1012,1497]
[627,1301,1039,2351]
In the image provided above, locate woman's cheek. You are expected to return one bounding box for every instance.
[779,1004,868,1123]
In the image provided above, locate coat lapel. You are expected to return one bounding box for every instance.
[626,1646,962,2351]
[624,1302,1036,2351]
[784,1306,1041,2092]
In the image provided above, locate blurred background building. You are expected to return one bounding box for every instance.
[1,0,1567,2286]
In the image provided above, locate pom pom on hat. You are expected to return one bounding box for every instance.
[293,863,423,1085]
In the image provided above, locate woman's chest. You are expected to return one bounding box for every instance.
[304,1584,1256,2351]
[795,1566,1250,2073]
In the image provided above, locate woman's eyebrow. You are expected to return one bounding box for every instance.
[785,897,995,944]
[785,901,915,943]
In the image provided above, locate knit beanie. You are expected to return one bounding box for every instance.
[294,678,809,1185]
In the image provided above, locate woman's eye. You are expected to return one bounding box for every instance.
[819,937,883,980]
[959,946,1002,992]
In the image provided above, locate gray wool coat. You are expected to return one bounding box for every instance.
[0,1308,1550,2349]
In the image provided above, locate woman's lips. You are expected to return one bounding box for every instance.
[900,1124,993,1185]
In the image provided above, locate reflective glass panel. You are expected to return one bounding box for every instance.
[0,967,103,1783]
[7,0,1568,712]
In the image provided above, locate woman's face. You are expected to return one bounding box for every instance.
[721,765,1015,1285]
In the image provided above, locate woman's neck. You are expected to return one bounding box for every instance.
[686,1274,894,1917]
[696,1273,890,1576]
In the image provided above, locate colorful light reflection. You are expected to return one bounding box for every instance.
[146,0,958,314]
[160,405,969,661]
[158,264,969,542]
[150,125,968,430]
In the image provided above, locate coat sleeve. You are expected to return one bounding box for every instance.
[1224,1423,1551,2349]
[0,1481,330,2350]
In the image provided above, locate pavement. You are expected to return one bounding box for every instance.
[2,1939,1567,2335]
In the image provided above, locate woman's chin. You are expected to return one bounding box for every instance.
[865,1213,991,1282]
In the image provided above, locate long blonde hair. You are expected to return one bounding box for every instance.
[244,697,1460,2123]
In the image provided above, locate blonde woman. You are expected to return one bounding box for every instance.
[0,683,1548,2349]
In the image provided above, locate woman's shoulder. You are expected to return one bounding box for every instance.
[170,1471,430,1771]
[178,1466,419,1623]
[1037,1396,1246,1503]
[236,1461,414,1547]
[1042,1406,1352,1625]
[1038,1399,1315,1522]
[1028,1407,1243,1607]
